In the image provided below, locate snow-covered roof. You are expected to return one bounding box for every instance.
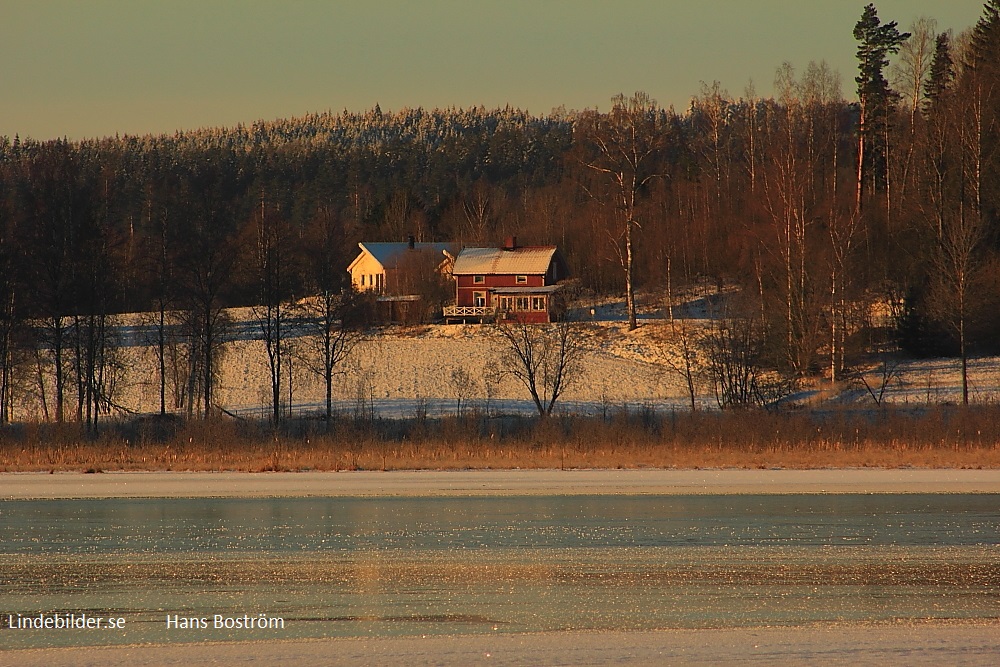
[349,242,458,271]
[452,246,558,275]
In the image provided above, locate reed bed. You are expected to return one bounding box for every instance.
[1,406,999,472]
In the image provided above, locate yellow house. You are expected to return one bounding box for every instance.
[347,238,458,294]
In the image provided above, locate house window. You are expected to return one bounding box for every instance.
[532,296,546,311]
[360,275,365,287]
[474,291,487,307]
[515,297,530,311]
[498,296,512,311]
[473,275,485,284]
[516,275,527,284]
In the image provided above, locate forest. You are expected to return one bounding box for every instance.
[0,2,999,427]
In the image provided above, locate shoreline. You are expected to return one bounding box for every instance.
[4,468,1000,499]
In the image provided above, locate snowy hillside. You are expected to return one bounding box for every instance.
[8,300,1000,423]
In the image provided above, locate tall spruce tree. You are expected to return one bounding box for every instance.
[969,0,1000,72]
[854,3,909,211]
[921,32,956,243]
[923,32,955,114]
[965,0,1000,234]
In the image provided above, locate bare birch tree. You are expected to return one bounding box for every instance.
[926,85,989,405]
[577,92,667,331]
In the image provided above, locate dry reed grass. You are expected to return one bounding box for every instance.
[1,406,999,472]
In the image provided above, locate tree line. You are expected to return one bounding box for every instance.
[1,2,999,424]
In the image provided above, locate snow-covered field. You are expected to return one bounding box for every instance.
[843,356,1000,405]
[10,299,1000,422]
[112,320,696,421]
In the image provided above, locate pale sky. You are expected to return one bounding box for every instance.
[0,1,987,141]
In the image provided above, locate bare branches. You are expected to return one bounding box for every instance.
[701,315,792,409]
[853,357,900,406]
[576,91,668,331]
[292,290,370,422]
[494,318,584,417]
[650,321,704,412]
[892,17,938,125]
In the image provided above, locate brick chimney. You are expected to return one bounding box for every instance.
[503,235,517,250]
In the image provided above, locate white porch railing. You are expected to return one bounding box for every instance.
[442,305,490,317]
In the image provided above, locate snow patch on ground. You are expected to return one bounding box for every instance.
[10,293,1000,421]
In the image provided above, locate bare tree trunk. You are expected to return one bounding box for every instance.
[35,349,49,422]
[960,304,968,406]
[158,306,166,415]
[830,268,838,384]
[202,312,213,417]
[884,123,892,231]
[665,255,674,323]
[52,316,65,423]
[625,219,636,331]
[856,102,866,215]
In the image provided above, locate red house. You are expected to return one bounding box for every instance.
[444,237,568,323]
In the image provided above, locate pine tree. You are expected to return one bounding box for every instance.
[853,3,909,210]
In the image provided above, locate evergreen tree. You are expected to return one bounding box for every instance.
[853,3,909,209]
[923,32,955,114]
[968,0,1000,72]
[964,0,1000,236]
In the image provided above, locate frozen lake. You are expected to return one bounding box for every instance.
[2,494,998,648]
